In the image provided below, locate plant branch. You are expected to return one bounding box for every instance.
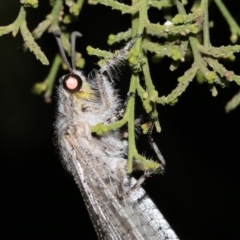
[214,0,240,43]
[0,6,26,37]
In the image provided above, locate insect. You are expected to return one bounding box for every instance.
[54,29,179,240]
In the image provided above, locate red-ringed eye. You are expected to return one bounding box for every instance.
[62,73,83,93]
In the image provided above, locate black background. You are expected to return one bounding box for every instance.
[1,1,240,239]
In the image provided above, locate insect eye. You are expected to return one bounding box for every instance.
[62,73,83,93]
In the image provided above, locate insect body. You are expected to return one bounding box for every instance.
[55,30,179,240]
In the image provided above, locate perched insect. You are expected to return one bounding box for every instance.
[54,29,179,240]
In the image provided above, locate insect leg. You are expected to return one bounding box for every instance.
[120,92,136,117]
[122,118,166,197]
[99,34,142,75]
[107,92,136,124]
[147,119,166,168]
[93,34,142,114]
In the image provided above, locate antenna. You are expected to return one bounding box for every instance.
[71,31,82,70]
[53,29,73,73]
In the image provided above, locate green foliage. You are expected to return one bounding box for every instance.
[1,0,240,172]
[20,0,39,8]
